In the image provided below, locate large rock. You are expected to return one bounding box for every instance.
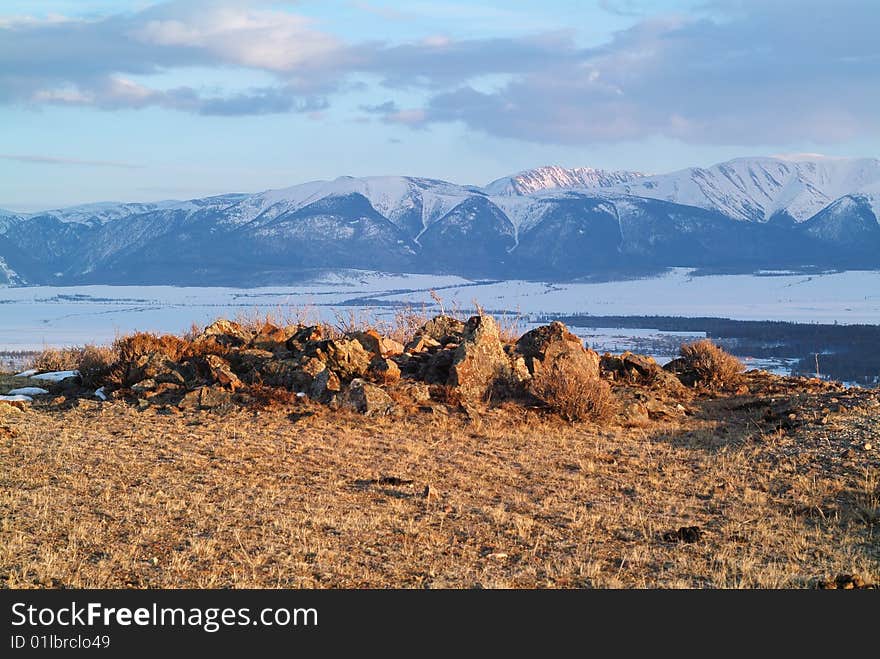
[342,379,395,416]
[128,352,186,387]
[203,354,242,390]
[367,356,401,384]
[196,319,251,347]
[348,330,405,358]
[447,315,512,402]
[285,325,325,352]
[310,368,341,401]
[605,352,689,395]
[178,385,233,410]
[246,322,293,351]
[416,316,466,344]
[315,339,373,380]
[515,321,599,378]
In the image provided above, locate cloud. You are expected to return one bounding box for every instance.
[0,153,142,168]
[1,0,878,147]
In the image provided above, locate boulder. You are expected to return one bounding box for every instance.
[246,322,291,351]
[416,316,466,344]
[347,330,405,358]
[447,315,511,403]
[317,339,373,380]
[285,325,325,352]
[310,368,342,401]
[367,356,401,384]
[178,385,232,410]
[342,379,395,416]
[392,380,432,403]
[129,352,185,387]
[515,321,599,378]
[603,352,689,395]
[404,335,441,354]
[196,319,251,347]
[204,354,242,390]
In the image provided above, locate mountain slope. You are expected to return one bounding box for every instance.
[485,165,645,196]
[611,155,880,223]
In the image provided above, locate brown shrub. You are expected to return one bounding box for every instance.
[679,339,744,389]
[112,332,188,363]
[30,346,83,372]
[529,357,617,423]
[77,345,115,387]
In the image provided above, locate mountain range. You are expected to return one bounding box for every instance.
[1,154,878,285]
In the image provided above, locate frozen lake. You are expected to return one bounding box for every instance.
[1,268,878,376]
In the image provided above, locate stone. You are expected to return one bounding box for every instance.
[131,378,157,393]
[318,339,373,380]
[348,330,405,357]
[310,368,342,400]
[342,379,395,416]
[416,316,466,344]
[393,380,432,403]
[516,321,599,378]
[367,356,401,384]
[285,325,325,352]
[196,319,251,347]
[178,385,232,410]
[447,315,511,403]
[204,354,242,390]
[404,335,441,354]
[246,322,290,351]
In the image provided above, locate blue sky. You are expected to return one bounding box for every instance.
[2,0,879,211]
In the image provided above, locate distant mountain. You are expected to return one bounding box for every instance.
[610,155,880,223]
[0,155,877,285]
[484,165,645,196]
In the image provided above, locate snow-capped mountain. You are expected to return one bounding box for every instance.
[0,155,877,285]
[611,154,880,223]
[484,165,645,196]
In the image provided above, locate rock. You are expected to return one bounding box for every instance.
[246,322,291,351]
[603,351,687,394]
[622,402,650,427]
[416,316,466,345]
[129,352,185,387]
[393,380,432,403]
[203,354,242,390]
[196,319,251,347]
[178,385,232,410]
[404,335,441,354]
[5,387,49,396]
[348,330,405,357]
[285,325,325,352]
[367,356,401,384]
[447,315,512,403]
[131,378,158,393]
[316,339,372,380]
[342,379,395,416]
[259,359,313,390]
[516,321,599,378]
[310,368,341,401]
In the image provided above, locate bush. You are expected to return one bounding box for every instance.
[30,346,83,373]
[77,345,115,387]
[529,357,617,423]
[679,339,744,389]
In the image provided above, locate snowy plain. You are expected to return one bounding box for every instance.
[0,269,878,361]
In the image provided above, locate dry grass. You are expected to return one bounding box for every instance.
[30,346,85,373]
[1,389,877,589]
[30,345,115,387]
[529,359,617,423]
[680,339,745,389]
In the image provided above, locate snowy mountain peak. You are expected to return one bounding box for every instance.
[612,155,880,223]
[484,165,646,196]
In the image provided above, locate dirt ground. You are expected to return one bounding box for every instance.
[1,371,878,589]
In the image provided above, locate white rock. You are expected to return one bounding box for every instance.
[0,394,33,402]
[94,387,108,401]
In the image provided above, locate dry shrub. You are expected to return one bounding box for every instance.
[77,345,115,387]
[679,339,744,389]
[244,383,303,410]
[112,332,188,363]
[529,358,617,423]
[30,346,83,372]
[387,304,431,345]
[497,310,525,344]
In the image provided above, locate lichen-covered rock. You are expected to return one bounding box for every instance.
[196,319,251,347]
[246,322,292,351]
[416,316,466,344]
[515,321,599,378]
[404,335,441,354]
[310,368,342,401]
[342,378,394,416]
[367,356,401,384]
[348,330,405,358]
[204,354,242,390]
[284,325,325,353]
[178,385,233,410]
[317,339,373,380]
[447,315,511,403]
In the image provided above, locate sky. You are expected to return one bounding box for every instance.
[1,0,879,212]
